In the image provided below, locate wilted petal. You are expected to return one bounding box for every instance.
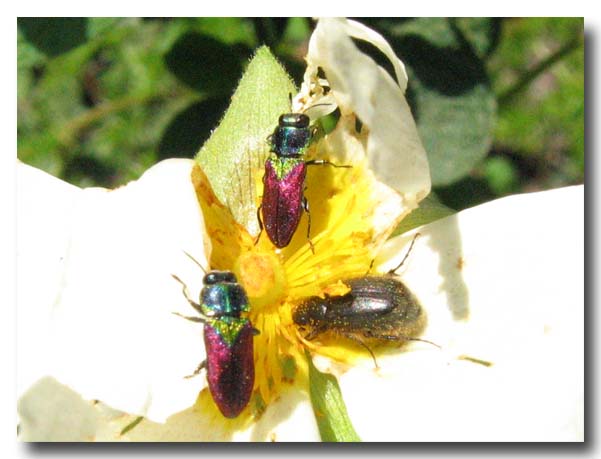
[18,377,104,441]
[18,159,214,424]
[302,17,430,206]
[338,186,584,441]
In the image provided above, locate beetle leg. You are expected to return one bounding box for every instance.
[254,204,264,246]
[303,196,315,254]
[266,133,274,148]
[306,159,352,168]
[184,360,206,379]
[171,274,205,316]
[172,311,205,324]
[364,258,376,275]
[303,329,317,340]
[343,334,379,369]
[303,325,323,341]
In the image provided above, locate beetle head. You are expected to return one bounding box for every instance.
[204,270,237,285]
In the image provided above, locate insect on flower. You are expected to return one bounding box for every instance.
[293,234,439,367]
[172,252,259,418]
[257,111,351,251]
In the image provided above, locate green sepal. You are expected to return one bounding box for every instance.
[195,46,296,236]
[392,193,456,237]
[306,350,361,442]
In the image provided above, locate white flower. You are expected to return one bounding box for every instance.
[17,18,583,442]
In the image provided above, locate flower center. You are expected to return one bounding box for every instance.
[235,250,286,311]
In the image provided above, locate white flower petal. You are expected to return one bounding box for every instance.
[342,18,408,91]
[242,389,320,442]
[302,18,430,205]
[339,185,584,441]
[18,159,212,424]
[314,116,405,241]
[17,162,81,398]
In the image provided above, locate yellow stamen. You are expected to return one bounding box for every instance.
[236,251,286,310]
[190,120,404,421]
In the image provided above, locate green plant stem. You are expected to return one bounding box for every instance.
[498,34,582,107]
[56,89,197,149]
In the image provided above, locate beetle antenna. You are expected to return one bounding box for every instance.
[183,250,207,274]
[388,233,420,275]
[364,258,376,275]
[404,336,441,350]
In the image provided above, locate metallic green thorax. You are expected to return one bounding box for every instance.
[266,155,305,180]
[269,113,312,158]
[207,316,251,347]
[201,282,250,347]
[201,283,250,317]
[274,125,311,152]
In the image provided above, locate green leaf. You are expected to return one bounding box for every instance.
[483,156,519,195]
[453,18,502,59]
[17,19,197,188]
[359,18,497,187]
[18,18,88,57]
[157,98,230,160]
[306,351,361,442]
[195,46,296,235]
[392,193,456,237]
[434,176,495,211]
[164,32,248,95]
[491,18,584,181]
[190,18,257,47]
[252,18,290,49]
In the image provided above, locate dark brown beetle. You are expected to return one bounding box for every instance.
[293,234,438,366]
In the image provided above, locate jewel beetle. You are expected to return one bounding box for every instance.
[257,112,350,251]
[293,235,437,366]
[172,253,258,418]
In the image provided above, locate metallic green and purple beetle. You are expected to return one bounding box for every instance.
[258,112,350,250]
[172,260,258,419]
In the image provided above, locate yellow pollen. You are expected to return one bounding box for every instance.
[190,116,408,421]
[235,251,286,311]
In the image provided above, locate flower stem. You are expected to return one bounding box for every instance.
[497,34,583,108]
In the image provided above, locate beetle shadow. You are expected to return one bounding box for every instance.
[387,213,470,322]
[426,213,470,321]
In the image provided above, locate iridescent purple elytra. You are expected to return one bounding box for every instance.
[260,113,312,249]
[172,269,256,419]
[203,316,255,418]
[259,112,351,249]
[262,157,307,248]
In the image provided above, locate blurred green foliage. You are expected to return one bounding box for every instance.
[17,17,583,210]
